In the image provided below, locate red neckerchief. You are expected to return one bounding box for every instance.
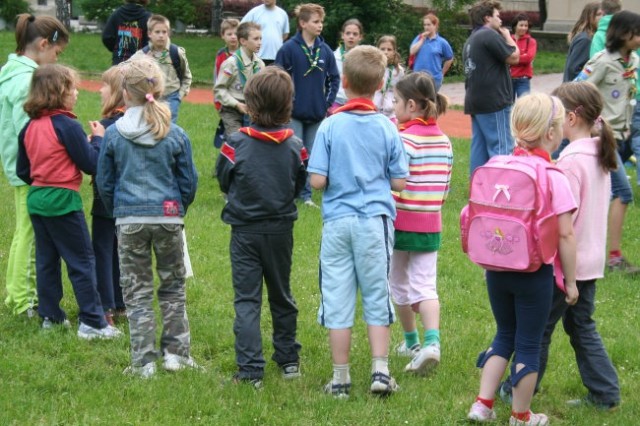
[239,127,294,144]
[111,107,125,116]
[398,117,436,131]
[39,109,77,119]
[332,98,377,114]
[513,146,551,162]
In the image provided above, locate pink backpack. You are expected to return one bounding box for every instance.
[460,155,559,272]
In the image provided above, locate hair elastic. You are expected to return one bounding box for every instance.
[547,95,557,129]
[145,93,155,103]
[51,31,58,43]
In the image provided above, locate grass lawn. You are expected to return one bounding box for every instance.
[1,32,639,425]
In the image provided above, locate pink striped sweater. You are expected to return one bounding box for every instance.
[393,121,453,234]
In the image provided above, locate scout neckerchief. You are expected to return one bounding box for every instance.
[398,117,436,131]
[379,65,395,99]
[338,44,345,62]
[239,127,294,144]
[332,98,377,114]
[513,146,551,162]
[301,43,322,76]
[616,55,638,101]
[234,50,261,88]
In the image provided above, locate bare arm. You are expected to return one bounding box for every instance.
[442,58,453,75]
[557,212,578,305]
[409,35,425,56]
[391,178,406,192]
[310,173,327,190]
[499,27,520,65]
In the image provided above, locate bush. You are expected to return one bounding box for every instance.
[0,0,31,24]
[153,0,197,26]
[80,0,120,23]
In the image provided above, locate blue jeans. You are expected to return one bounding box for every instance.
[289,118,321,201]
[611,147,633,204]
[30,211,106,328]
[477,265,553,386]
[511,77,531,101]
[631,101,640,185]
[164,91,181,123]
[92,215,124,311]
[470,107,514,175]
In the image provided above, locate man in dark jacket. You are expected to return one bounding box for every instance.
[102,0,152,65]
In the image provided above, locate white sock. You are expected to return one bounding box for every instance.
[371,356,389,375]
[332,363,350,384]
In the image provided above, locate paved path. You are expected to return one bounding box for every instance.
[79,73,564,140]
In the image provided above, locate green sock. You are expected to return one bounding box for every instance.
[424,329,440,347]
[404,330,419,348]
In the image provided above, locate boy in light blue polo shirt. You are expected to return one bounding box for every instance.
[308,45,408,398]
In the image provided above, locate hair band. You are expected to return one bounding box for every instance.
[548,95,557,129]
[145,93,155,103]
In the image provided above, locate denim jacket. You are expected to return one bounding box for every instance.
[96,106,198,219]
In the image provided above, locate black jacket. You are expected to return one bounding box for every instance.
[101,4,152,65]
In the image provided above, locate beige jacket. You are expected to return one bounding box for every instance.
[214,48,265,109]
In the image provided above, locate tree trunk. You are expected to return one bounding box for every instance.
[538,0,547,29]
[55,0,71,29]
[211,0,223,35]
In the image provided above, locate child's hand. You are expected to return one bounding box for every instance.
[564,281,579,305]
[236,103,248,115]
[89,121,105,138]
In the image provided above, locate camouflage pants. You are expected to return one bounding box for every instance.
[117,223,190,367]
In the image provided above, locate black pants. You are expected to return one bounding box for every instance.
[230,230,301,379]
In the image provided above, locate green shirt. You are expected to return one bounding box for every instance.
[394,230,441,252]
[27,187,83,217]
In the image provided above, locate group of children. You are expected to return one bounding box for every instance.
[0,3,627,423]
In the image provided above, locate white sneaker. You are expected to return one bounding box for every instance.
[370,371,399,396]
[467,401,497,422]
[303,199,319,208]
[77,322,122,340]
[123,362,157,379]
[163,350,202,371]
[42,317,71,329]
[396,341,421,358]
[404,343,440,375]
[509,411,549,426]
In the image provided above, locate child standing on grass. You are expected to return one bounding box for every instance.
[389,72,452,375]
[308,45,408,398]
[275,3,340,207]
[16,64,121,340]
[212,18,240,149]
[214,22,265,139]
[466,93,579,426]
[0,14,69,317]
[216,66,307,388]
[131,14,192,123]
[97,57,199,378]
[331,19,364,109]
[93,66,127,325]
[499,81,621,411]
[374,35,405,119]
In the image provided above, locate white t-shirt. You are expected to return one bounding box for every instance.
[241,4,290,61]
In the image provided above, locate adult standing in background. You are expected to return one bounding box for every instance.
[509,13,537,100]
[463,0,519,174]
[102,0,152,65]
[563,2,603,82]
[409,13,453,91]
[241,0,290,65]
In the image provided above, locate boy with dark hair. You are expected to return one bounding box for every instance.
[102,0,151,65]
[130,14,192,123]
[216,66,307,388]
[275,3,340,207]
[308,45,408,398]
[214,22,265,138]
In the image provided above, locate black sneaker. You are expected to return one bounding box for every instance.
[281,363,301,380]
[323,381,351,399]
[232,373,263,390]
[608,256,640,274]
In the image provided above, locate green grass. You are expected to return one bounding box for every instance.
[0,86,639,425]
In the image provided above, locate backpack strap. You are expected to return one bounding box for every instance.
[142,44,183,83]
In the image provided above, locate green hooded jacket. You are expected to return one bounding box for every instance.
[0,53,38,186]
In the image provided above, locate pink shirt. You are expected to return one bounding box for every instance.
[557,137,610,280]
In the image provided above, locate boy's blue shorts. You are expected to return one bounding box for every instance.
[317,215,396,329]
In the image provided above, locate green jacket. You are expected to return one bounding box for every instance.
[0,54,37,186]
[590,14,640,100]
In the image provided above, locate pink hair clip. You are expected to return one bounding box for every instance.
[145,93,155,103]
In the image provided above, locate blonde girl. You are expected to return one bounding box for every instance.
[93,66,127,325]
[390,72,451,374]
[0,14,69,317]
[96,57,198,378]
[374,35,405,119]
[467,93,578,426]
[333,18,364,107]
[16,64,121,340]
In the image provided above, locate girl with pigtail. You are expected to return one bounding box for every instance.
[96,57,199,378]
[389,72,452,375]
[373,35,405,119]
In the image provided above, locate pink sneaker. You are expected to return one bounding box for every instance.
[467,401,496,422]
[509,411,549,426]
